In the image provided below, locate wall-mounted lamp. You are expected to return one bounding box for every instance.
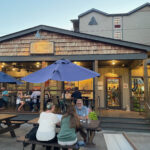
[36,62,41,68]
[112,60,116,65]
[12,68,16,71]
[1,62,5,68]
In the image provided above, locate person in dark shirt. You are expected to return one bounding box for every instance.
[71,87,82,105]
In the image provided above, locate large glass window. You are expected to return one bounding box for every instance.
[64,78,93,99]
[131,77,144,112]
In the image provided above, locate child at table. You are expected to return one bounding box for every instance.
[57,105,80,149]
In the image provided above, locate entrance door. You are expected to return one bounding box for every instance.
[106,77,121,109]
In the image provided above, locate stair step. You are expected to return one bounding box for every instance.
[101,120,150,125]
[100,117,150,132]
[101,117,149,122]
[102,127,150,132]
[101,123,150,130]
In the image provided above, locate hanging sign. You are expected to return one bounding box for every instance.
[30,40,54,54]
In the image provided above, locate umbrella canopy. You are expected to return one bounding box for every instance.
[0,71,23,84]
[21,59,100,83]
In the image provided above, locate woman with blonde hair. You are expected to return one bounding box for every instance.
[57,105,80,149]
[16,91,25,112]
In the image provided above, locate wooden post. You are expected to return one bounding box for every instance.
[40,61,47,112]
[143,59,148,103]
[143,59,150,118]
[93,60,99,112]
[128,68,132,110]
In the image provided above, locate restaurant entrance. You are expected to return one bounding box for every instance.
[106,77,121,109]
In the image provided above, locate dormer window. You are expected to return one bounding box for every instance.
[88,16,98,25]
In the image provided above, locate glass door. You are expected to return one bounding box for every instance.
[106,77,121,109]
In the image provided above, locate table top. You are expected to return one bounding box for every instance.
[28,117,101,130]
[0,114,17,121]
[80,120,101,130]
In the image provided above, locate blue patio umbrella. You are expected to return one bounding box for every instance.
[0,71,23,84]
[21,59,100,83]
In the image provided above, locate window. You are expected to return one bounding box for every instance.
[113,17,121,28]
[114,31,122,40]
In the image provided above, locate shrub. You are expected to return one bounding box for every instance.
[88,111,98,120]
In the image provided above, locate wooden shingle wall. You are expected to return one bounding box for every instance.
[0,31,143,56]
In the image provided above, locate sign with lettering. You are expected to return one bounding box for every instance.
[30,40,54,54]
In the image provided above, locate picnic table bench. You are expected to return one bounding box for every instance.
[28,117,101,145]
[17,136,80,150]
[0,114,19,137]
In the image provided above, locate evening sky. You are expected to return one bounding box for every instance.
[0,0,149,36]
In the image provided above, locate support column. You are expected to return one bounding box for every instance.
[40,61,47,112]
[143,59,150,118]
[128,68,132,110]
[143,59,148,103]
[93,60,99,112]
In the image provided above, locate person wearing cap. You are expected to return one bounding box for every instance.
[36,102,60,143]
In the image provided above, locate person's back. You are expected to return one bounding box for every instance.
[36,102,60,142]
[36,112,59,141]
[57,116,76,142]
[57,105,80,146]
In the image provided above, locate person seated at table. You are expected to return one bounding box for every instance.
[16,91,25,112]
[0,91,4,109]
[74,99,88,143]
[23,91,32,110]
[36,102,60,149]
[75,99,89,120]
[44,91,51,110]
[1,87,9,109]
[30,88,41,112]
[57,105,80,149]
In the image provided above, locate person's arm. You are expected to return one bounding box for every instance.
[85,106,89,119]
[38,113,42,124]
[55,114,61,126]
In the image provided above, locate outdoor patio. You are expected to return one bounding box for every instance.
[0,123,150,150]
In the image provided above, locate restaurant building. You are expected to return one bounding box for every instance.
[0,25,150,112]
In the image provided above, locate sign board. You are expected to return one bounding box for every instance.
[30,40,54,54]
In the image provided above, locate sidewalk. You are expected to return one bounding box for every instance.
[0,124,150,150]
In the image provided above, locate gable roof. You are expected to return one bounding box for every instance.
[79,2,150,17]
[0,25,150,52]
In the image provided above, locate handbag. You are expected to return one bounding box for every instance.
[25,126,38,140]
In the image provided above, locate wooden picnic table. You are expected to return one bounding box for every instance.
[0,114,18,137]
[28,117,101,145]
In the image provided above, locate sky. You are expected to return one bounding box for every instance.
[0,0,150,36]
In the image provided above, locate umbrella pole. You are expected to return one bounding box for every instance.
[40,61,47,112]
[40,83,45,112]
